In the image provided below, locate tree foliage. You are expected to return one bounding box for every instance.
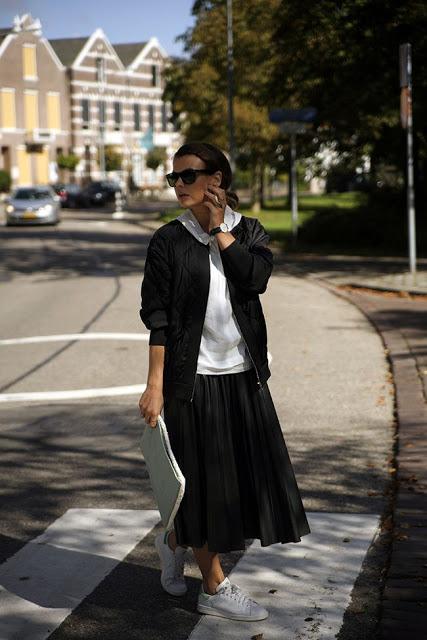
[57,153,79,172]
[145,146,167,171]
[102,146,122,172]
[0,169,11,192]
[270,0,427,189]
[164,0,281,206]
[165,0,427,203]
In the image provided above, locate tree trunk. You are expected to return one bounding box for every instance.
[251,161,265,212]
[287,149,293,209]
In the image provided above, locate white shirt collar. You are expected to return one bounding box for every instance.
[177,205,241,245]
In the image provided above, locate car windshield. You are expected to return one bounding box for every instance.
[13,188,52,200]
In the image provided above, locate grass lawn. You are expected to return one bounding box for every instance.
[160,192,369,253]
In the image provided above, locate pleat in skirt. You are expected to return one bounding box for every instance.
[163,366,310,553]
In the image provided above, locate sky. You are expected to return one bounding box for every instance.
[0,0,195,57]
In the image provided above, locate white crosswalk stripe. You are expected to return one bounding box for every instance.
[189,512,380,639]
[0,511,379,640]
[0,509,159,640]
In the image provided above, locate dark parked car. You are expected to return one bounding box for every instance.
[51,182,85,208]
[80,181,123,207]
[51,180,123,208]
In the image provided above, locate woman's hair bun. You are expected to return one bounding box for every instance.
[225,190,239,209]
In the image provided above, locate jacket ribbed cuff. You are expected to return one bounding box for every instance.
[149,326,168,346]
[220,238,252,279]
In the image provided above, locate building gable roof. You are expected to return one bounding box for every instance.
[0,28,13,46]
[112,42,148,66]
[48,36,90,66]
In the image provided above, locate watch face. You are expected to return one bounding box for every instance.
[220,222,228,232]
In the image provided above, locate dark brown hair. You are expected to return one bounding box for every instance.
[174,142,239,209]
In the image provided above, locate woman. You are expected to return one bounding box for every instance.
[139,142,310,622]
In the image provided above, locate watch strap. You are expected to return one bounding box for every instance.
[209,222,229,236]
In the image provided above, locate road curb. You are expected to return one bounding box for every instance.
[307,275,427,639]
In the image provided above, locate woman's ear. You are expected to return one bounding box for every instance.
[212,171,222,186]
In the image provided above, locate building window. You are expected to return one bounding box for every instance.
[113,102,121,130]
[47,92,61,130]
[151,65,159,87]
[133,104,140,131]
[84,144,91,176]
[82,99,90,128]
[96,57,106,83]
[148,104,155,130]
[161,103,168,132]
[23,44,37,79]
[24,91,38,131]
[98,100,106,125]
[0,89,16,129]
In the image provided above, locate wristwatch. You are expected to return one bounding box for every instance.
[209,222,229,236]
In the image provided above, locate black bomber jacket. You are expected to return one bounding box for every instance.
[139,213,274,402]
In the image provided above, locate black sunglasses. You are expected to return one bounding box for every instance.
[165,168,212,187]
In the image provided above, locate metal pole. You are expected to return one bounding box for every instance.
[226,0,236,174]
[290,133,298,241]
[406,46,416,280]
[99,124,106,180]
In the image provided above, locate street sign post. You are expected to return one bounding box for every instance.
[279,122,309,135]
[269,107,317,242]
[399,43,417,282]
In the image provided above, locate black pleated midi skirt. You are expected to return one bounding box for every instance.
[163,366,310,553]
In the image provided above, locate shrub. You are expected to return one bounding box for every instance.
[0,170,11,192]
[57,153,80,172]
[145,147,167,171]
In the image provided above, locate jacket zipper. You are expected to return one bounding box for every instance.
[190,242,210,403]
[190,371,197,403]
[234,316,262,388]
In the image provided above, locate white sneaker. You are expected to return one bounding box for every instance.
[197,576,269,621]
[155,530,188,596]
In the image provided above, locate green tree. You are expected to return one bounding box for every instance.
[270,0,427,195]
[0,169,12,192]
[164,0,281,210]
[103,146,122,172]
[145,146,167,171]
[57,153,80,172]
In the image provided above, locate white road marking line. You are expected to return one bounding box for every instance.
[0,384,146,403]
[0,508,160,640]
[0,333,148,346]
[189,512,380,639]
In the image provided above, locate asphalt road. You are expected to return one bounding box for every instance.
[0,210,394,639]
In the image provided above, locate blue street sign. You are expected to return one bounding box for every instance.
[140,127,154,150]
[269,107,318,124]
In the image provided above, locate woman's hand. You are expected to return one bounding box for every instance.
[139,384,164,429]
[204,184,236,251]
[204,185,226,230]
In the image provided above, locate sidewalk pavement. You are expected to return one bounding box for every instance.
[318,281,427,640]
[275,253,427,639]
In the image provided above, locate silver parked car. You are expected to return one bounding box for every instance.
[5,186,61,226]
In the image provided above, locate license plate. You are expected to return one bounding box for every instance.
[23,210,36,219]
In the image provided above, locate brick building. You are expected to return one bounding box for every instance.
[0,13,180,190]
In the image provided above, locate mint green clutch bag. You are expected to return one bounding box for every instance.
[140,413,185,531]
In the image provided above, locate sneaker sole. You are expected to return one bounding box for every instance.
[197,602,269,621]
[155,536,187,596]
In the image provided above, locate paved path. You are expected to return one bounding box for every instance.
[281,248,427,640]
[273,252,427,295]
[323,284,427,640]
